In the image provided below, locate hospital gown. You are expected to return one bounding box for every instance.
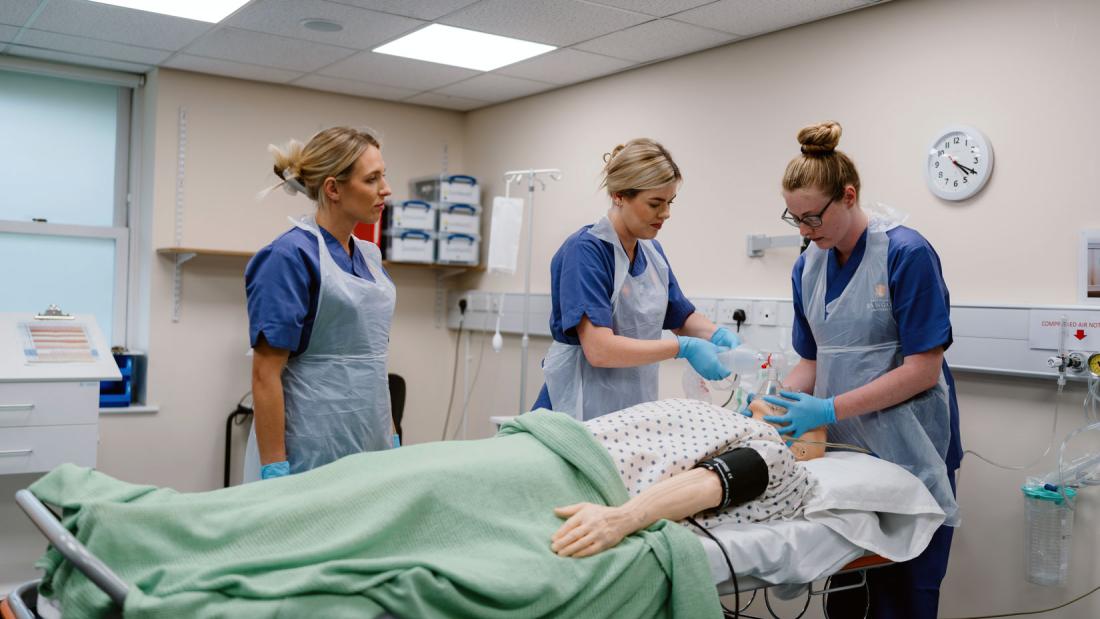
[585,398,815,527]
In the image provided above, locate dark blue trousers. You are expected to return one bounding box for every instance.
[825,472,957,619]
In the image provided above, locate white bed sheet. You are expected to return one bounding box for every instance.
[695,451,947,589]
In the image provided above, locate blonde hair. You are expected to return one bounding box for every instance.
[600,138,682,199]
[268,126,380,204]
[781,121,860,199]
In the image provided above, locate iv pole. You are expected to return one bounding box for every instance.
[503,168,562,414]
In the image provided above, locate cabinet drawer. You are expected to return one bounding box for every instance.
[0,424,97,474]
[0,382,99,427]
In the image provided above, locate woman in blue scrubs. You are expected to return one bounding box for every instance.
[758,121,962,618]
[242,127,396,481]
[534,138,738,420]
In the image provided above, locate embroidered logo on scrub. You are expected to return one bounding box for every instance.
[867,283,892,311]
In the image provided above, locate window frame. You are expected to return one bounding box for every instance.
[0,57,145,348]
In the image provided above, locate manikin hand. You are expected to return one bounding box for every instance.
[551,503,641,558]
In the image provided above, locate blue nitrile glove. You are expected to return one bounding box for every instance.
[676,336,731,381]
[737,392,756,417]
[710,327,741,350]
[260,460,290,480]
[762,391,836,439]
[392,434,401,448]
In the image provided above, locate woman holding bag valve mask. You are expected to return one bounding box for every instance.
[533,138,739,420]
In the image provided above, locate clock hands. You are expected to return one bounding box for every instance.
[947,154,977,175]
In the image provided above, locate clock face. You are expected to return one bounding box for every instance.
[926,125,993,201]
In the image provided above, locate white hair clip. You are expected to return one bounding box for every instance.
[281,169,308,196]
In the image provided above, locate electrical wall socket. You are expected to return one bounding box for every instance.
[693,300,718,323]
[753,300,779,326]
[717,300,752,325]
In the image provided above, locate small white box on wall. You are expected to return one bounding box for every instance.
[438,203,481,236]
[386,229,435,263]
[437,233,479,265]
[390,200,436,231]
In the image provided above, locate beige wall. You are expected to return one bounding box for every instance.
[458,0,1100,617]
[4,1,1100,615]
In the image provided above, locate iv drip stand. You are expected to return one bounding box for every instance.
[503,168,562,414]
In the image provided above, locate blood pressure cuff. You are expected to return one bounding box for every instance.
[693,447,769,510]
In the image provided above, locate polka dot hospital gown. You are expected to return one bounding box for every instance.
[584,398,815,528]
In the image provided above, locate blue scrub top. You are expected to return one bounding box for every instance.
[533,224,697,410]
[245,225,388,356]
[790,225,962,471]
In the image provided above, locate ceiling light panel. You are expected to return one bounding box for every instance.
[373,24,555,72]
[86,0,251,23]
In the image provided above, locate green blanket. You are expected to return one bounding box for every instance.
[30,411,721,618]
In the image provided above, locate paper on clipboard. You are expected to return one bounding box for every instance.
[21,322,98,363]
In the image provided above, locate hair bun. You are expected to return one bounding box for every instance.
[602,144,626,164]
[797,121,841,156]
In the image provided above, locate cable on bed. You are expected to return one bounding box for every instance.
[687,516,742,618]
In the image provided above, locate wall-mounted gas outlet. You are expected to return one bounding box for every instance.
[753,300,779,326]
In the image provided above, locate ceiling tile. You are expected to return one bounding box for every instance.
[7,44,151,73]
[31,0,209,50]
[333,0,480,21]
[227,0,424,51]
[163,54,304,83]
[574,18,736,63]
[584,0,716,18]
[0,24,20,42]
[440,0,650,47]
[496,48,634,84]
[291,73,418,101]
[435,73,554,102]
[18,29,171,64]
[673,0,866,36]
[183,28,356,73]
[0,0,42,27]
[404,91,487,111]
[320,50,478,91]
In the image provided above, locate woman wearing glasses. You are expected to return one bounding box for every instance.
[756,121,961,619]
[533,138,738,420]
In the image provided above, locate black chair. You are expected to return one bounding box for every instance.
[224,374,408,487]
[388,373,406,438]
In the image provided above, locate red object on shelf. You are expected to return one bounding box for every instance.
[353,222,381,245]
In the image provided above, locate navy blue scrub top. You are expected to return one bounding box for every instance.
[245,225,389,356]
[533,224,697,410]
[790,225,962,471]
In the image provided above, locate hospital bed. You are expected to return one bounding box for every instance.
[4,451,943,619]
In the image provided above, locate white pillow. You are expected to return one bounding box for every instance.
[801,452,946,561]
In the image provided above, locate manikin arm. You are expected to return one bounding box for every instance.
[551,468,722,558]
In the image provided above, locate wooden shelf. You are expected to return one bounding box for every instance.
[156,247,484,271]
[157,247,254,258]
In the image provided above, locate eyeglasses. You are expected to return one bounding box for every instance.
[781,196,835,229]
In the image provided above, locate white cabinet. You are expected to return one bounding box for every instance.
[0,313,118,475]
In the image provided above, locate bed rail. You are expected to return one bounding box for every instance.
[14,490,130,607]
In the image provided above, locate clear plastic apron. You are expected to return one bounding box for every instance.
[803,217,959,526]
[542,216,670,421]
[244,216,396,481]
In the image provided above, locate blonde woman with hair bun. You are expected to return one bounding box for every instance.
[243,126,397,482]
[760,121,961,619]
[533,138,741,420]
